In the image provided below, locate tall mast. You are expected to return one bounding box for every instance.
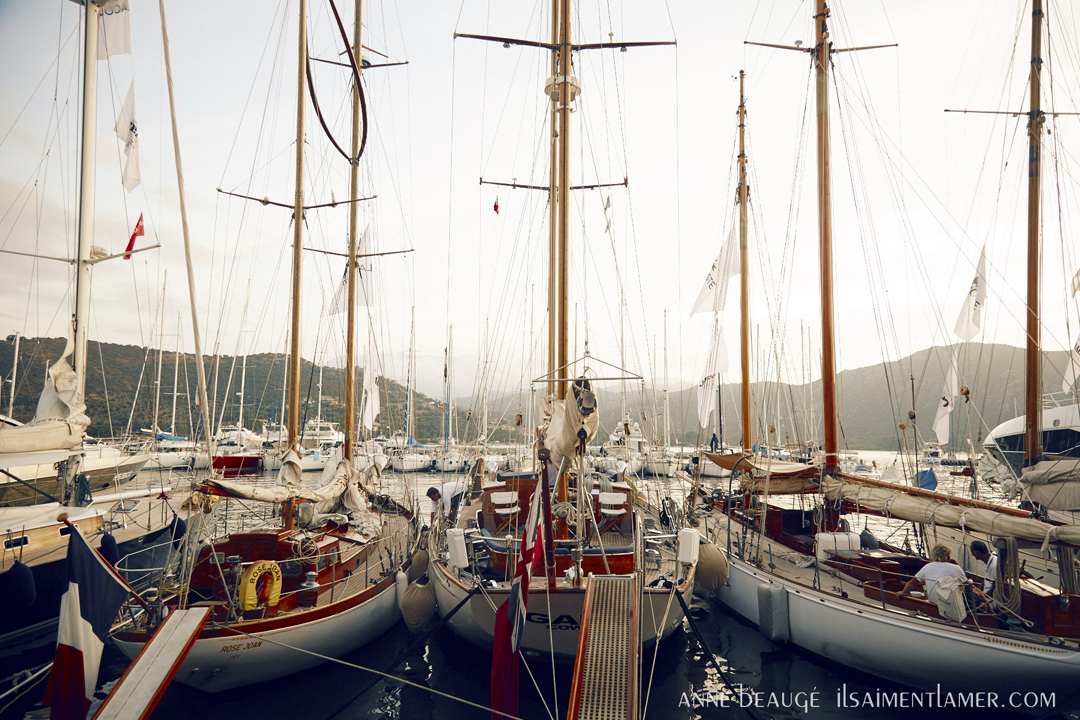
[814,0,839,472]
[738,69,752,452]
[343,0,363,462]
[288,0,308,452]
[170,313,180,435]
[8,332,20,417]
[546,3,559,390]
[74,2,102,397]
[152,273,167,436]
[1025,0,1045,464]
[663,310,670,448]
[555,0,572,399]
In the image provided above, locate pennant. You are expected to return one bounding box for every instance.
[1063,334,1080,394]
[690,222,740,316]
[932,351,959,445]
[97,1,132,60]
[114,82,140,192]
[331,226,373,314]
[361,330,380,430]
[124,213,144,259]
[491,479,544,719]
[953,246,987,341]
[43,529,129,720]
[1071,267,1080,297]
[493,197,500,215]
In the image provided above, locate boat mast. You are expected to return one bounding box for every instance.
[170,313,180,435]
[8,332,20,417]
[663,309,670,449]
[74,2,102,397]
[1025,0,1045,465]
[814,0,839,472]
[152,273,167,436]
[555,0,571,399]
[738,69,752,453]
[343,0,362,462]
[288,0,308,453]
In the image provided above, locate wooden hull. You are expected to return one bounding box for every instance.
[0,451,149,506]
[114,573,401,693]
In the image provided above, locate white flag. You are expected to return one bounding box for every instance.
[114,82,140,192]
[97,1,132,59]
[932,351,959,444]
[696,327,727,428]
[1071,267,1080,297]
[690,223,740,316]
[331,226,373,314]
[361,331,380,430]
[1063,334,1080,393]
[953,246,987,341]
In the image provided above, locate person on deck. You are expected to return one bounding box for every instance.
[970,540,1000,599]
[710,433,719,453]
[427,481,467,527]
[898,544,968,603]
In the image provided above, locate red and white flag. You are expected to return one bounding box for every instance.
[43,529,130,720]
[490,478,544,718]
[493,197,499,215]
[124,214,144,259]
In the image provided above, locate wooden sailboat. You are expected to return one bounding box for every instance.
[702,2,1080,712]
[427,0,698,667]
[112,0,418,692]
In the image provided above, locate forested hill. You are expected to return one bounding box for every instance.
[0,336,462,441]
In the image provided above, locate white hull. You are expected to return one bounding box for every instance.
[429,556,689,662]
[433,456,466,473]
[644,458,677,477]
[390,454,431,473]
[708,520,1080,715]
[114,580,401,693]
[143,450,192,470]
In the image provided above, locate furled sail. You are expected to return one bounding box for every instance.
[537,378,598,472]
[0,336,90,454]
[1022,458,1080,511]
[821,475,1080,547]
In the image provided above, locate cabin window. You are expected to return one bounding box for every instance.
[58,525,73,537]
[317,552,328,571]
[4,535,30,550]
[208,552,225,565]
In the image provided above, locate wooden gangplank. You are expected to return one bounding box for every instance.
[568,575,638,720]
[93,608,210,720]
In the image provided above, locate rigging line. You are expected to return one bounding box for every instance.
[0,24,80,152]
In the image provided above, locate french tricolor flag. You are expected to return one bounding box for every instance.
[43,528,130,720]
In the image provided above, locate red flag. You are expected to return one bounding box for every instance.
[490,479,544,719]
[124,214,144,259]
[493,197,499,215]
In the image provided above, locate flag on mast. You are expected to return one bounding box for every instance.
[697,322,727,428]
[43,529,129,720]
[954,246,987,341]
[124,213,144,259]
[331,226,373,314]
[97,1,132,60]
[361,330,380,430]
[690,222,739,316]
[932,351,959,445]
[114,81,140,192]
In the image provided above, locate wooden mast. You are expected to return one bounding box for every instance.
[556,0,572,399]
[1024,0,1044,465]
[547,1,559,393]
[738,69,752,452]
[288,0,308,454]
[343,0,363,462]
[814,0,839,472]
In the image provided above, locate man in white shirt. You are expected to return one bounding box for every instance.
[898,544,969,603]
[970,540,999,598]
[427,480,467,527]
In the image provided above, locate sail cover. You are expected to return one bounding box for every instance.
[821,475,1080,547]
[1021,458,1080,511]
[538,378,599,473]
[0,336,90,454]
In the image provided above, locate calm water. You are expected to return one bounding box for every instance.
[8,464,1073,720]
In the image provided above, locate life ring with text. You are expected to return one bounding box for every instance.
[238,560,283,611]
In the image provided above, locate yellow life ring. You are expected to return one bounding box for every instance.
[238,560,283,611]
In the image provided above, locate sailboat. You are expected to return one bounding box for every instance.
[112,0,419,692]
[0,1,185,665]
[700,2,1080,711]
[427,0,699,669]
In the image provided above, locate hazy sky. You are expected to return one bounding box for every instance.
[1,0,1078,426]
